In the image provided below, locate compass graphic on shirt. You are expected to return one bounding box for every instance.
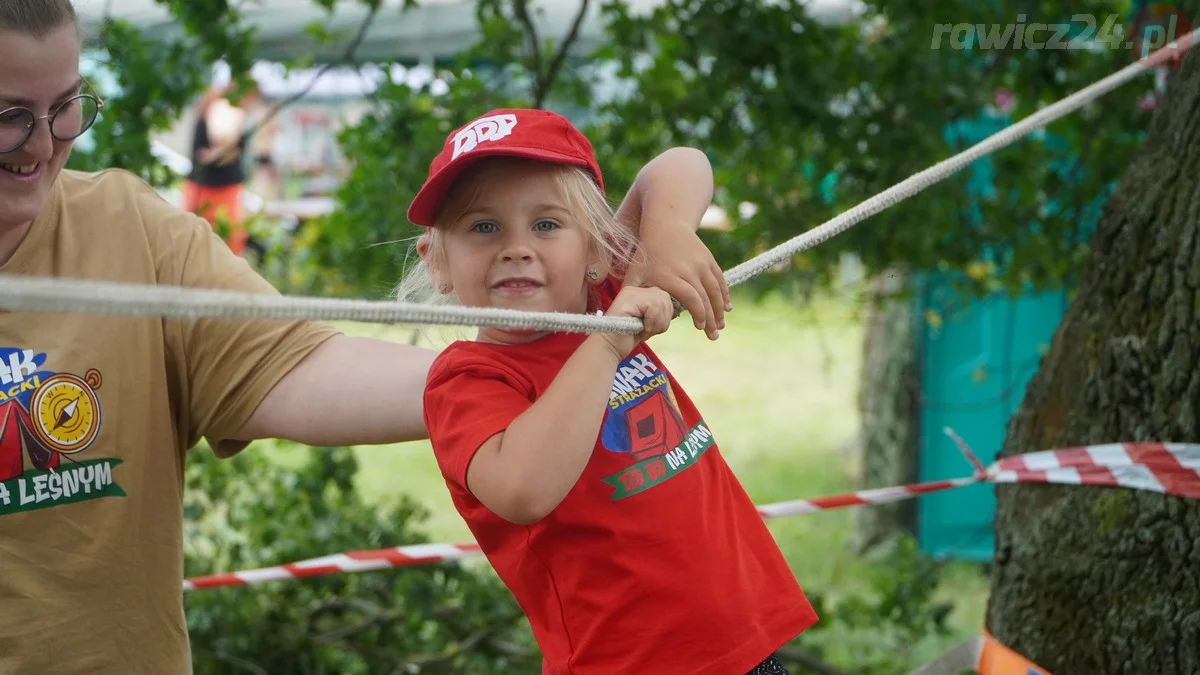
[30,369,103,454]
[0,350,121,517]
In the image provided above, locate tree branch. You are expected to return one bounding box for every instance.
[193,645,271,675]
[535,0,591,108]
[240,0,382,143]
[512,0,591,108]
[512,0,546,101]
[485,635,536,658]
[306,596,381,621]
[312,608,406,644]
[304,596,386,637]
[775,646,849,675]
[802,292,836,386]
[390,628,494,673]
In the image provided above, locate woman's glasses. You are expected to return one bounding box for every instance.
[0,81,104,154]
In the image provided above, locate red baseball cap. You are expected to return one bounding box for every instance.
[407,108,605,227]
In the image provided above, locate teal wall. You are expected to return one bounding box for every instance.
[911,108,1108,561]
[914,279,1067,560]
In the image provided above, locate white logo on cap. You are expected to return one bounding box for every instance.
[451,114,519,160]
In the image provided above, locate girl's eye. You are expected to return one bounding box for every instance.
[472,221,498,234]
[534,220,559,232]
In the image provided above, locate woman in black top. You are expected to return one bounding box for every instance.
[180,86,253,255]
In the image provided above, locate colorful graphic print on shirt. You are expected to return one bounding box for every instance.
[0,346,123,516]
[599,352,714,500]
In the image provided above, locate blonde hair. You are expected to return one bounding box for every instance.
[394,157,642,317]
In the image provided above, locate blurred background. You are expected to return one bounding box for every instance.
[66,1,1175,672]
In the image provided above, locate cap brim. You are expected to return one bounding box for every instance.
[407,145,595,227]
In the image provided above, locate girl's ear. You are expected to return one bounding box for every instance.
[586,253,611,286]
[417,233,453,295]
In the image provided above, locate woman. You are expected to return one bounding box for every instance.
[181,85,255,255]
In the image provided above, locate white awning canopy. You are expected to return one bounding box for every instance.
[75,0,643,64]
[74,0,861,64]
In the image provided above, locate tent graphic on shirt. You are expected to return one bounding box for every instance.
[622,388,687,461]
[601,352,684,457]
[599,352,717,500]
[0,348,123,517]
[0,401,60,481]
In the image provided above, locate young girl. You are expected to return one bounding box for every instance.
[406,108,818,675]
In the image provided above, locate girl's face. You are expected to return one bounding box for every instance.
[433,162,598,344]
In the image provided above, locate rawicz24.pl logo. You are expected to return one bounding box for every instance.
[931,5,1190,66]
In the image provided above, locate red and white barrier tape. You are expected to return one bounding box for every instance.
[183,441,1200,592]
[754,475,981,518]
[990,442,1200,499]
[183,543,481,591]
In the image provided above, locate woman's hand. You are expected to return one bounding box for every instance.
[628,223,731,341]
[598,285,676,359]
[198,144,239,167]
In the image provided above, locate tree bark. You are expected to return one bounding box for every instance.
[985,44,1200,674]
[854,268,920,552]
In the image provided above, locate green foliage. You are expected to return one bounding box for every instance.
[73,0,256,187]
[787,536,959,673]
[78,0,1160,299]
[181,443,966,674]
[310,0,591,297]
[592,0,1152,298]
[304,0,1158,301]
[184,446,539,674]
[308,70,520,298]
[249,217,335,297]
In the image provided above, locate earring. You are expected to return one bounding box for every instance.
[437,282,451,293]
[586,268,600,280]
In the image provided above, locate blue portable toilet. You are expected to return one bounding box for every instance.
[911,109,1108,561]
[914,276,1069,561]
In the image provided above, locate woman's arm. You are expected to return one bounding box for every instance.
[463,287,675,525]
[615,147,731,340]
[233,335,437,447]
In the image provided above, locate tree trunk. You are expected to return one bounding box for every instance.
[985,45,1200,674]
[853,268,920,552]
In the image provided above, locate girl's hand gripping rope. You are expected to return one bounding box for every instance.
[599,285,676,359]
[629,226,730,341]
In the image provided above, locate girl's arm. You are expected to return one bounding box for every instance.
[616,147,714,238]
[464,286,675,525]
[615,147,731,341]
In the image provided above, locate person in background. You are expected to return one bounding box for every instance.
[181,85,257,255]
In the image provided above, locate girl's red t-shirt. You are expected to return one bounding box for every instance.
[423,278,817,674]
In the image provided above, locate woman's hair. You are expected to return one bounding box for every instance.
[0,0,78,38]
[394,157,642,315]
[194,87,225,117]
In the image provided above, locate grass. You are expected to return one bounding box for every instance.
[258,287,990,666]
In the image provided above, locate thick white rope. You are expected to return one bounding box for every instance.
[0,32,1192,335]
[0,275,645,333]
[723,31,1195,286]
